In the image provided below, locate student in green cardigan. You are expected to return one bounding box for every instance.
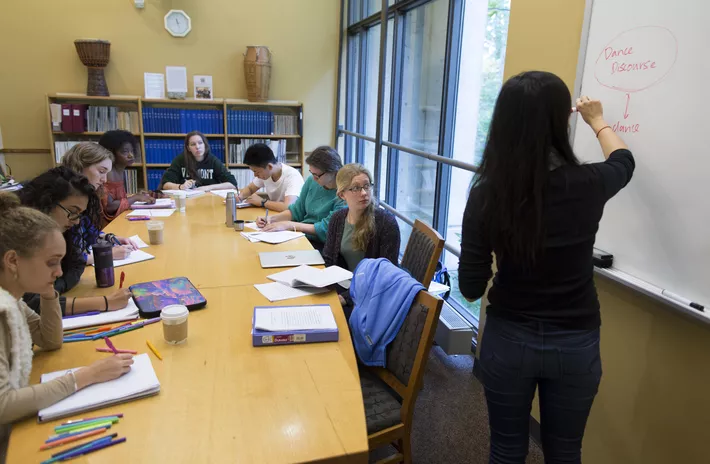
[257,146,345,249]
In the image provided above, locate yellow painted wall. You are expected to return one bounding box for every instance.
[0,0,339,180]
[504,1,710,463]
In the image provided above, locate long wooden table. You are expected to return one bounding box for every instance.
[7,194,368,464]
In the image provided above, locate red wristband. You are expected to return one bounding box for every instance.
[595,125,612,138]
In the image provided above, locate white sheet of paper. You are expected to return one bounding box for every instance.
[250,231,304,245]
[254,282,328,302]
[39,354,160,422]
[128,235,149,249]
[210,189,239,199]
[268,265,353,289]
[62,298,140,330]
[133,198,174,207]
[240,232,262,243]
[254,305,337,332]
[144,73,165,99]
[127,209,176,218]
[109,249,155,268]
[428,281,450,295]
[244,222,260,231]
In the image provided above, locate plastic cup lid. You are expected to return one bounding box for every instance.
[161,305,189,320]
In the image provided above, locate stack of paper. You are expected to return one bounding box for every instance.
[92,249,155,268]
[252,305,339,346]
[268,265,353,288]
[211,190,251,207]
[161,189,205,198]
[240,231,304,244]
[38,354,161,422]
[127,209,176,218]
[254,265,352,302]
[62,298,140,330]
[131,198,176,209]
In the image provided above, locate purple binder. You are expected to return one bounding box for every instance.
[251,305,339,347]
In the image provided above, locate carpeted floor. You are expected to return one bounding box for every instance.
[369,346,544,464]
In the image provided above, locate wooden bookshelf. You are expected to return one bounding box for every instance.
[46,94,305,191]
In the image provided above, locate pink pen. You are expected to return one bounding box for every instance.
[104,337,119,354]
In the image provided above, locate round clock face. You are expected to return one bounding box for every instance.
[164,10,191,37]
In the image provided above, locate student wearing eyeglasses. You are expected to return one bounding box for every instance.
[18,168,132,316]
[322,164,400,312]
[257,146,346,249]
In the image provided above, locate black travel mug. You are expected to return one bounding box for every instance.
[93,242,115,288]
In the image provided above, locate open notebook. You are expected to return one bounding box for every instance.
[62,298,140,330]
[268,265,353,288]
[131,198,175,209]
[38,354,161,422]
[90,249,155,268]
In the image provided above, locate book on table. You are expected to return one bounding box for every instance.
[38,354,161,422]
[267,265,352,288]
[251,304,339,346]
[131,198,176,209]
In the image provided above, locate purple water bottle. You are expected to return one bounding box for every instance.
[93,242,115,288]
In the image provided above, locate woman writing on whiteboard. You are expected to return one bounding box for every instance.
[0,193,133,457]
[459,71,634,464]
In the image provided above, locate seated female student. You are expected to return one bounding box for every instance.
[459,72,634,463]
[237,143,304,212]
[322,164,400,311]
[257,146,345,249]
[60,142,138,263]
[161,131,237,192]
[18,168,132,316]
[0,193,133,456]
[98,130,157,223]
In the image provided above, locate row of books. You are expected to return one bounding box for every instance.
[124,169,140,195]
[146,168,255,191]
[54,141,81,163]
[228,139,287,164]
[144,138,225,164]
[49,104,139,133]
[227,111,274,135]
[142,108,223,134]
[273,114,299,135]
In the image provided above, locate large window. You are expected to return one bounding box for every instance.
[338,0,511,326]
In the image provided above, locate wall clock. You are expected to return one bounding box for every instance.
[164,10,191,38]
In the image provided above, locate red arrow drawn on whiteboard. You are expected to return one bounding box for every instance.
[624,93,631,119]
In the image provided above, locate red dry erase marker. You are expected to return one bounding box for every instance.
[119,271,125,289]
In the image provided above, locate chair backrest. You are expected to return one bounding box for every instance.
[400,219,445,287]
[368,290,443,423]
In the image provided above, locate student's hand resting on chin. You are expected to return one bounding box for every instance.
[262,221,296,232]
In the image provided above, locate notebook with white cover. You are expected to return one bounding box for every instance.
[250,231,305,245]
[131,198,175,209]
[268,265,353,288]
[91,249,155,268]
[38,354,160,422]
[127,209,175,218]
[259,250,325,268]
[62,298,140,330]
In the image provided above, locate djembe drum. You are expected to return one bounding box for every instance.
[74,39,111,96]
[243,46,271,102]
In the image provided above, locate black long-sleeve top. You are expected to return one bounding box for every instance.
[459,149,635,329]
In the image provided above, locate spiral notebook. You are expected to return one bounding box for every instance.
[38,354,160,422]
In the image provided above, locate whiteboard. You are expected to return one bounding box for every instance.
[572,0,710,308]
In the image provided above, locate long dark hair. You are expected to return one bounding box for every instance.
[183,131,212,181]
[18,167,102,264]
[473,71,580,268]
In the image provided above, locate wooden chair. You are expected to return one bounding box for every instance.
[400,219,445,287]
[360,290,444,464]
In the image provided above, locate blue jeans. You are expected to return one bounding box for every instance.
[479,315,602,464]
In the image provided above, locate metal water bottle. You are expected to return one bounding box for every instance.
[226,192,237,227]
